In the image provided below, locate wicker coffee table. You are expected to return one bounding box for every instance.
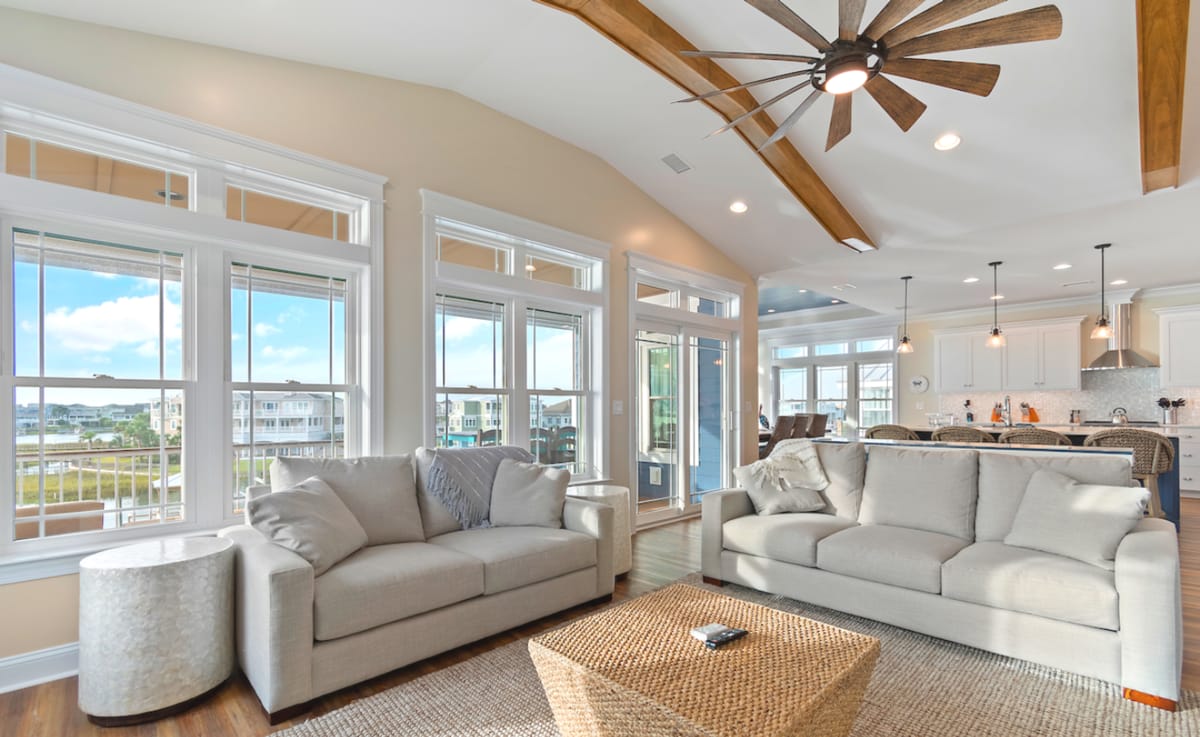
[529,583,879,737]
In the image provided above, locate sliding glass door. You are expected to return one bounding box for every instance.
[635,324,732,524]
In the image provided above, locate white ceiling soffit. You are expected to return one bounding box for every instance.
[0,0,1197,316]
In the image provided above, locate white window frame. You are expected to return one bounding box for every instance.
[628,253,742,528]
[420,191,609,482]
[0,64,385,583]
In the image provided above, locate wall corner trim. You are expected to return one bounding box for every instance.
[0,642,78,695]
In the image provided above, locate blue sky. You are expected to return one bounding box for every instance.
[15,250,344,407]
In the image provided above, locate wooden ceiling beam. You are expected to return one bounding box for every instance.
[535,0,875,251]
[1136,0,1189,193]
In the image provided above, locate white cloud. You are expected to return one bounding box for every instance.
[444,316,487,342]
[44,295,182,355]
[254,322,281,337]
[261,345,309,361]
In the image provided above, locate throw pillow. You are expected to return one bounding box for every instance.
[248,476,367,576]
[271,455,423,545]
[422,445,535,529]
[490,458,570,528]
[1003,469,1148,569]
[733,454,827,516]
[769,438,831,492]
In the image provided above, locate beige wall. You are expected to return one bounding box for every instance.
[895,288,1200,426]
[0,9,759,660]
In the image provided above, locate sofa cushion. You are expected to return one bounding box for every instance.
[248,476,368,576]
[1004,469,1147,570]
[429,527,597,595]
[490,458,569,528]
[975,451,1134,541]
[814,442,866,520]
[817,524,969,594]
[313,542,484,641]
[723,513,857,568]
[942,542,1119,630]
[859,446,978,540]
[271,455,423,545]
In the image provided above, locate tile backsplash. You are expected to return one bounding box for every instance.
[936,368,1200,425]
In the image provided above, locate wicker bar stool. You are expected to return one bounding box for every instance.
[931,426,997,443]
[997,427,1074,447]
[864,424,920,441]
[1084,428,1174,518]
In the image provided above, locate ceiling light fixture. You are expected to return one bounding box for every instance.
[1110,279,1128,286]
[525,263,538,272]
[990,294,1005,300]
[155,189,184,201]
[1091,243,1114,340]
[822,55,869,95]
[897,276,914,355]
[797,289,808,293]
[767,308,777,313]
[934,132,962,151]
[986,261,1006,348]
[831,299,841,304]
[729,200,749,214]
[1053,263,1072,270]
[963,277,980,284]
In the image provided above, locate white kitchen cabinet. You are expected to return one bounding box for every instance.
[1178,429,1200,493]
[1159,307,1200,388]
[934,331,1002,393]
[936,318,1079,394]
[1004,322,1081,391]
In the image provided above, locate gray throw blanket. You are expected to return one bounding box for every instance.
[426,445,534,529]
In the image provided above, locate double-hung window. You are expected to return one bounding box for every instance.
[0,67,384,569]
[767,335,896,434]
[422,192,607,480]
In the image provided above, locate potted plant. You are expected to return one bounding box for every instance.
[1157,397,1186,425]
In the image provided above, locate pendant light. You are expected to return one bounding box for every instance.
[986,261,1005,348]
[1090,243,1114,340]
[897,276,914,354]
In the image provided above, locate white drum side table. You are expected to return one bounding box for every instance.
[567,484,632,576]
[79,537,235,726]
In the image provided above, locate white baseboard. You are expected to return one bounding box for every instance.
[0,642,78,694]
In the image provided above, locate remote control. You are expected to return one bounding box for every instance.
[703,627,748,649]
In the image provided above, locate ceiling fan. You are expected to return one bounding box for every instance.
[678,0,1063,151]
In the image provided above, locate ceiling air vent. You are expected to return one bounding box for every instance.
[661,153,692,174]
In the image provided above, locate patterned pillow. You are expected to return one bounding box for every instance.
[424,445,535,529]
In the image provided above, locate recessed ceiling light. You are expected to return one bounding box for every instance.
[766,308,776,313]
[525,263,537,272]
[729,200,748,214]
[990,294,1005,300]
[1110,279,1128,286]
[1053,263,1072,270]
[934,132,962,151]
[831,299,841,304]
[797,289,808,293]
[963,277,980,284]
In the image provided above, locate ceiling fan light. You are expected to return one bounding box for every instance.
[1091,316,1113,340]
[823,57,869,95]
[897,336,914,354]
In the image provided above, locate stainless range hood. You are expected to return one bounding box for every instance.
[1084,302,1157,370]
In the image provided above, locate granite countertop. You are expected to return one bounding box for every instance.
[905,423,1200,438]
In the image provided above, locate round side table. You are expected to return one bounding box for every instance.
[567,485,632,576]
[78,537,235,726]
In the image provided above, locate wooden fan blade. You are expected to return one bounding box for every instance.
[758,89,823,151]
[745,0,832,50]
[862,0,926,41]
[882,0,1008,49]
[681,49,821,63]
[864,75,927,131]
[889,6,1063,58]
[883,58,1000,96]
[707,80,813,137]
[826,93,853,151]
[675,69,813,104]
[840,0,869,41]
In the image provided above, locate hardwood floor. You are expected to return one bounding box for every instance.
[5,501,1199,736]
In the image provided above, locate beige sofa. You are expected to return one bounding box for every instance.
[219,455,614,722]
[702,442,1182,710]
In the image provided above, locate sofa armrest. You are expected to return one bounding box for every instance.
[563,497,614,597]
[218,525,316,714]
[701,489,755,580]
[1115,517,1181,702]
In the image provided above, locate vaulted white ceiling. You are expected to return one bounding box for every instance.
[2,0,1197,317]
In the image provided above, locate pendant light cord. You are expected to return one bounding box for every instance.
[903,277,909,336]
[1099,246,1106,315]
[992,263,999,330]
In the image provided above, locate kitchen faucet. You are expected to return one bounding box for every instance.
[1002,395,1013,427]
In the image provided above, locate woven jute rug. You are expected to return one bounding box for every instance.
[275,575,1198,736]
